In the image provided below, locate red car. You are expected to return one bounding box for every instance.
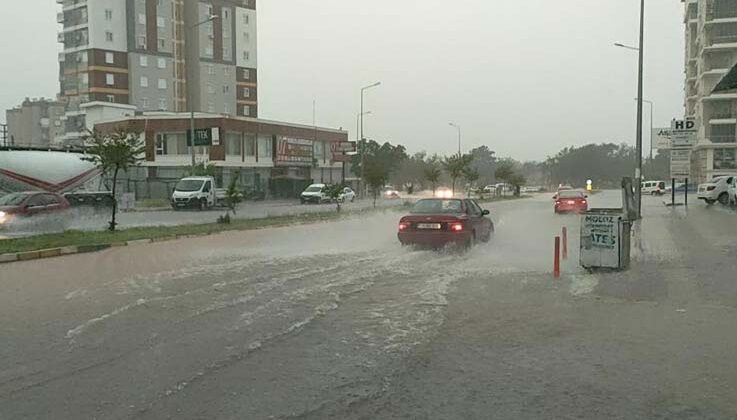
[398,198,494,248]
[0,191,72,228]
[554,190,588,214]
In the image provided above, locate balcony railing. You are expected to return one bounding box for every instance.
[711,34,737,45]
[710,135,737,143]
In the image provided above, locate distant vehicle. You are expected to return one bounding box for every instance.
[383,187,401,199]
[554,190,588,214]
[0,191,71,228]
[553,185,575,200]
[435,187,454,198]
[300,184,329,204]
[339,187,356,203]
[642,180,667,196]
[697,176,734,205]
[64,191,115,209]
[521,186,542,193]
[171,176,226,210]
[398,198,493,248]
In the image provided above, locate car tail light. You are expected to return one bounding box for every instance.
[582,200,587,205]
[398,223,409,231]
[450,223,463,232]
[707,186,716,191]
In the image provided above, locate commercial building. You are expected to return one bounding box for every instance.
[93,113,348,199]
[4,98,66,147]
[58,0,258,144]
[683,0,737,182]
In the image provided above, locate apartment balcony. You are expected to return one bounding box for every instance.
[57,12,65,23]
[57,32,65,43]
[703,92,737,101]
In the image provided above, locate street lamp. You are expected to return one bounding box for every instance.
[614,0,645,219]
[449,122,461,156]
[359,81,381,196]
[188,14,220,169]
[357,111,372,141]
[636,98,654,161]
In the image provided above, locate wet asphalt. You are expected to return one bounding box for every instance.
[2,191,737,419]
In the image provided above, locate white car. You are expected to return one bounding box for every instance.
[339,187,356,203]
[697,176,735,205]
[641,180,667,196]
[300,184,328,204]
[729,179,737,206]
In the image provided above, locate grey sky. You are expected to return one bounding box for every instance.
[1,0,684,161]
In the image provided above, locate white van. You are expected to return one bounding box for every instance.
[641,180,666,196]
[171,176,225,210]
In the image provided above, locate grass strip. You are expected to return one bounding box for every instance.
[0,206,399,255]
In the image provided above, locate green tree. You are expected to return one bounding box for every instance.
[364,161,390,207]
[494,162,515,197]
[423,164,442,194]
[322,183,347,212]
[83,128,145,231]
[443,154,474,195]
[224,173,243,217]
[351,139,408,201]
[186,162,217,177]
[509,173,527,196]
[463,166,480,198]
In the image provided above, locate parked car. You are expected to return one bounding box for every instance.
[300,184,329,204]
[398,198,494,249]
[0,191,71,228]
[171,176,226,210]
[339,187,356,203]
[554,190,589,214]
[63,191,115,209]
[697,176,734,205]
[729,179,737,206]
[641,180,667,196]
[521,186,543,193]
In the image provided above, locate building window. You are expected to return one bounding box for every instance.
[205,46,213,57]
[158,98,168,110]
[223,85,230,93]
[208,83,215,94]
[242,87,250,98]
[258,135,272,158]
[224,67,230,77]
[106,73,115,85]
[225,133,242,156]
[241,68,250,79]
[224,104,230,114]
[245,135,256,156]
[138,36,147,49]
[105,52,114,64]
[314,141,325,161]
[156,133,167,155]
[242,105,250,116]
[714,149,737,169]
[224,9,229,19]
[105,9,113,20]
[80,73,89,85]
[158,38,166,49]
[242,51,250,60]
[78,51,88,63]
[158,79,167,89]
[243,33,249,42]
[106,94,115,103]
[157,57,166,69]
[142,97,149,108]
[207,102,215,112]
[208,65,215,75]
[138,13,146,25]
[140,76,149,87]
[105,31,114,42]
[140,55,148,67]
[244,14,249,25]
[157,16,165,28]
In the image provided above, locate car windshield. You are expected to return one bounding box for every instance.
[411,199,463,214]
[559,191,584,198]
[0,193,29,206]
[174,180,204,192]
[305,186,323,193]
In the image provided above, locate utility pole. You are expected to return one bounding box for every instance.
[635,0,645,219]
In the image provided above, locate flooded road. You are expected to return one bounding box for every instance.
[2,191,737,419]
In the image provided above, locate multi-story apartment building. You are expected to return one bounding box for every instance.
[57,0,258,144]
[5,98,66,147]
[684,0,737,182]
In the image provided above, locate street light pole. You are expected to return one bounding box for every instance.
[188,15,219,170]
[359,82,381,196]
[449,122,461,156]
[357,111,372,141]
[635,0,645,219]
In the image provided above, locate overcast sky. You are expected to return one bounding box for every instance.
[1,0,684,161]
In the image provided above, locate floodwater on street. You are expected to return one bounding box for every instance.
[2,191,737,419]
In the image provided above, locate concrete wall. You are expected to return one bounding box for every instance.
[129,53,176,111]
[87,0,128,52]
